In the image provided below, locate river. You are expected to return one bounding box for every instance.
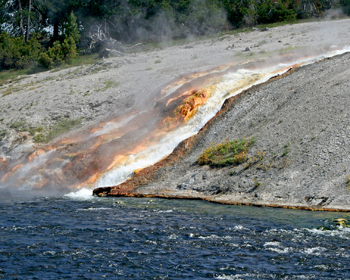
[1,193,349,279]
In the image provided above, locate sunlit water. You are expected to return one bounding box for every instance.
[1,195,350,279]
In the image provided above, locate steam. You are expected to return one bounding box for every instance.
[1,19,350,198]
[109,0,227,43]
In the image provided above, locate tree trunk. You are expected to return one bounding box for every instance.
[53,20,59,42]
[25,0,31,43]
[18,0,25,36]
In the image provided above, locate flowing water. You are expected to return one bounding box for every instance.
[1,194,350,279]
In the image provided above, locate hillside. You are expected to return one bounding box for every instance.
[1,19,350,209]
[98,51,350,211]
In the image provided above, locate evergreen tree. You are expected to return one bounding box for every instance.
[63,11,80,43]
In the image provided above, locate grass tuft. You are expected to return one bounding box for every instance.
[33,118,82,143]
[198,138,255,166]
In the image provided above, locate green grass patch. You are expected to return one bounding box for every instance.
[47,118,82,141]
[33,133,47,143]
[9,120,28,132]
[0,54,99,86]
[97,80,120,92]
[0,69,28,86]
[29,126,43,135]
[33,118,82,143]
[0,130,7,141]
[50,54,100,73]
[346,174,350,189]
[198,138,255,166]
[282,143,290,157]
[68,54,99,67]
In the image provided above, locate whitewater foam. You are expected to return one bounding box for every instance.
[64,188,95,200]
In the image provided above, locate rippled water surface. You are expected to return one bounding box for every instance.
[1,194,350,279]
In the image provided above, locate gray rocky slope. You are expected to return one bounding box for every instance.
[131,52,350,211]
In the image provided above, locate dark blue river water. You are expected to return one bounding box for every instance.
[1,193,350,279]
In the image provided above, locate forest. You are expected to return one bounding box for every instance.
[1,0,349,70]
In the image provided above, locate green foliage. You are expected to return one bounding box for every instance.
[61,37,77,63]
[0,10,79,71]
[340,0,350,14]
[257,0,297,24]
[0,68,27,86]
[222,0,253,27]
[39,37,77,69]
[38,52,54,69]
[33,133,47,143]
[0,32,41,70]
[63,12,80,43]
[282,142,290,157]
[99,80,119,91]
[47,118,82,142]
[29,126,43,135]
[185,0,227,35]
[0,130,7,141]
[44,41,64,68]
[33,118,82,143]
[9,120,28,132]
[198,138,255,166]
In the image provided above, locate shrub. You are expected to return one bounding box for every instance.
[0,32,41,70]
[61,37,77,63]
[33,133,47,143]
[198,138,255,166]
[340,0,350,14]
[63,12,80,43]
[39,37,77,68]
[257,0,296,24]
[9,120,28,132]
[38,52,53,69]
[47,41,65,66]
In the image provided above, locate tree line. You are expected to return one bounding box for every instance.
[0,0,349,71]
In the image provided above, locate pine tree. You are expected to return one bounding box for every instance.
[63,11,80,43]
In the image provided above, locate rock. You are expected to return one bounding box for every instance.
[176,183,190,190]
[193,185,226,195]
[98,49,110,59]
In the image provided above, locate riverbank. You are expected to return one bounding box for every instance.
[94,51,350,211]
[1,19,350,210]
